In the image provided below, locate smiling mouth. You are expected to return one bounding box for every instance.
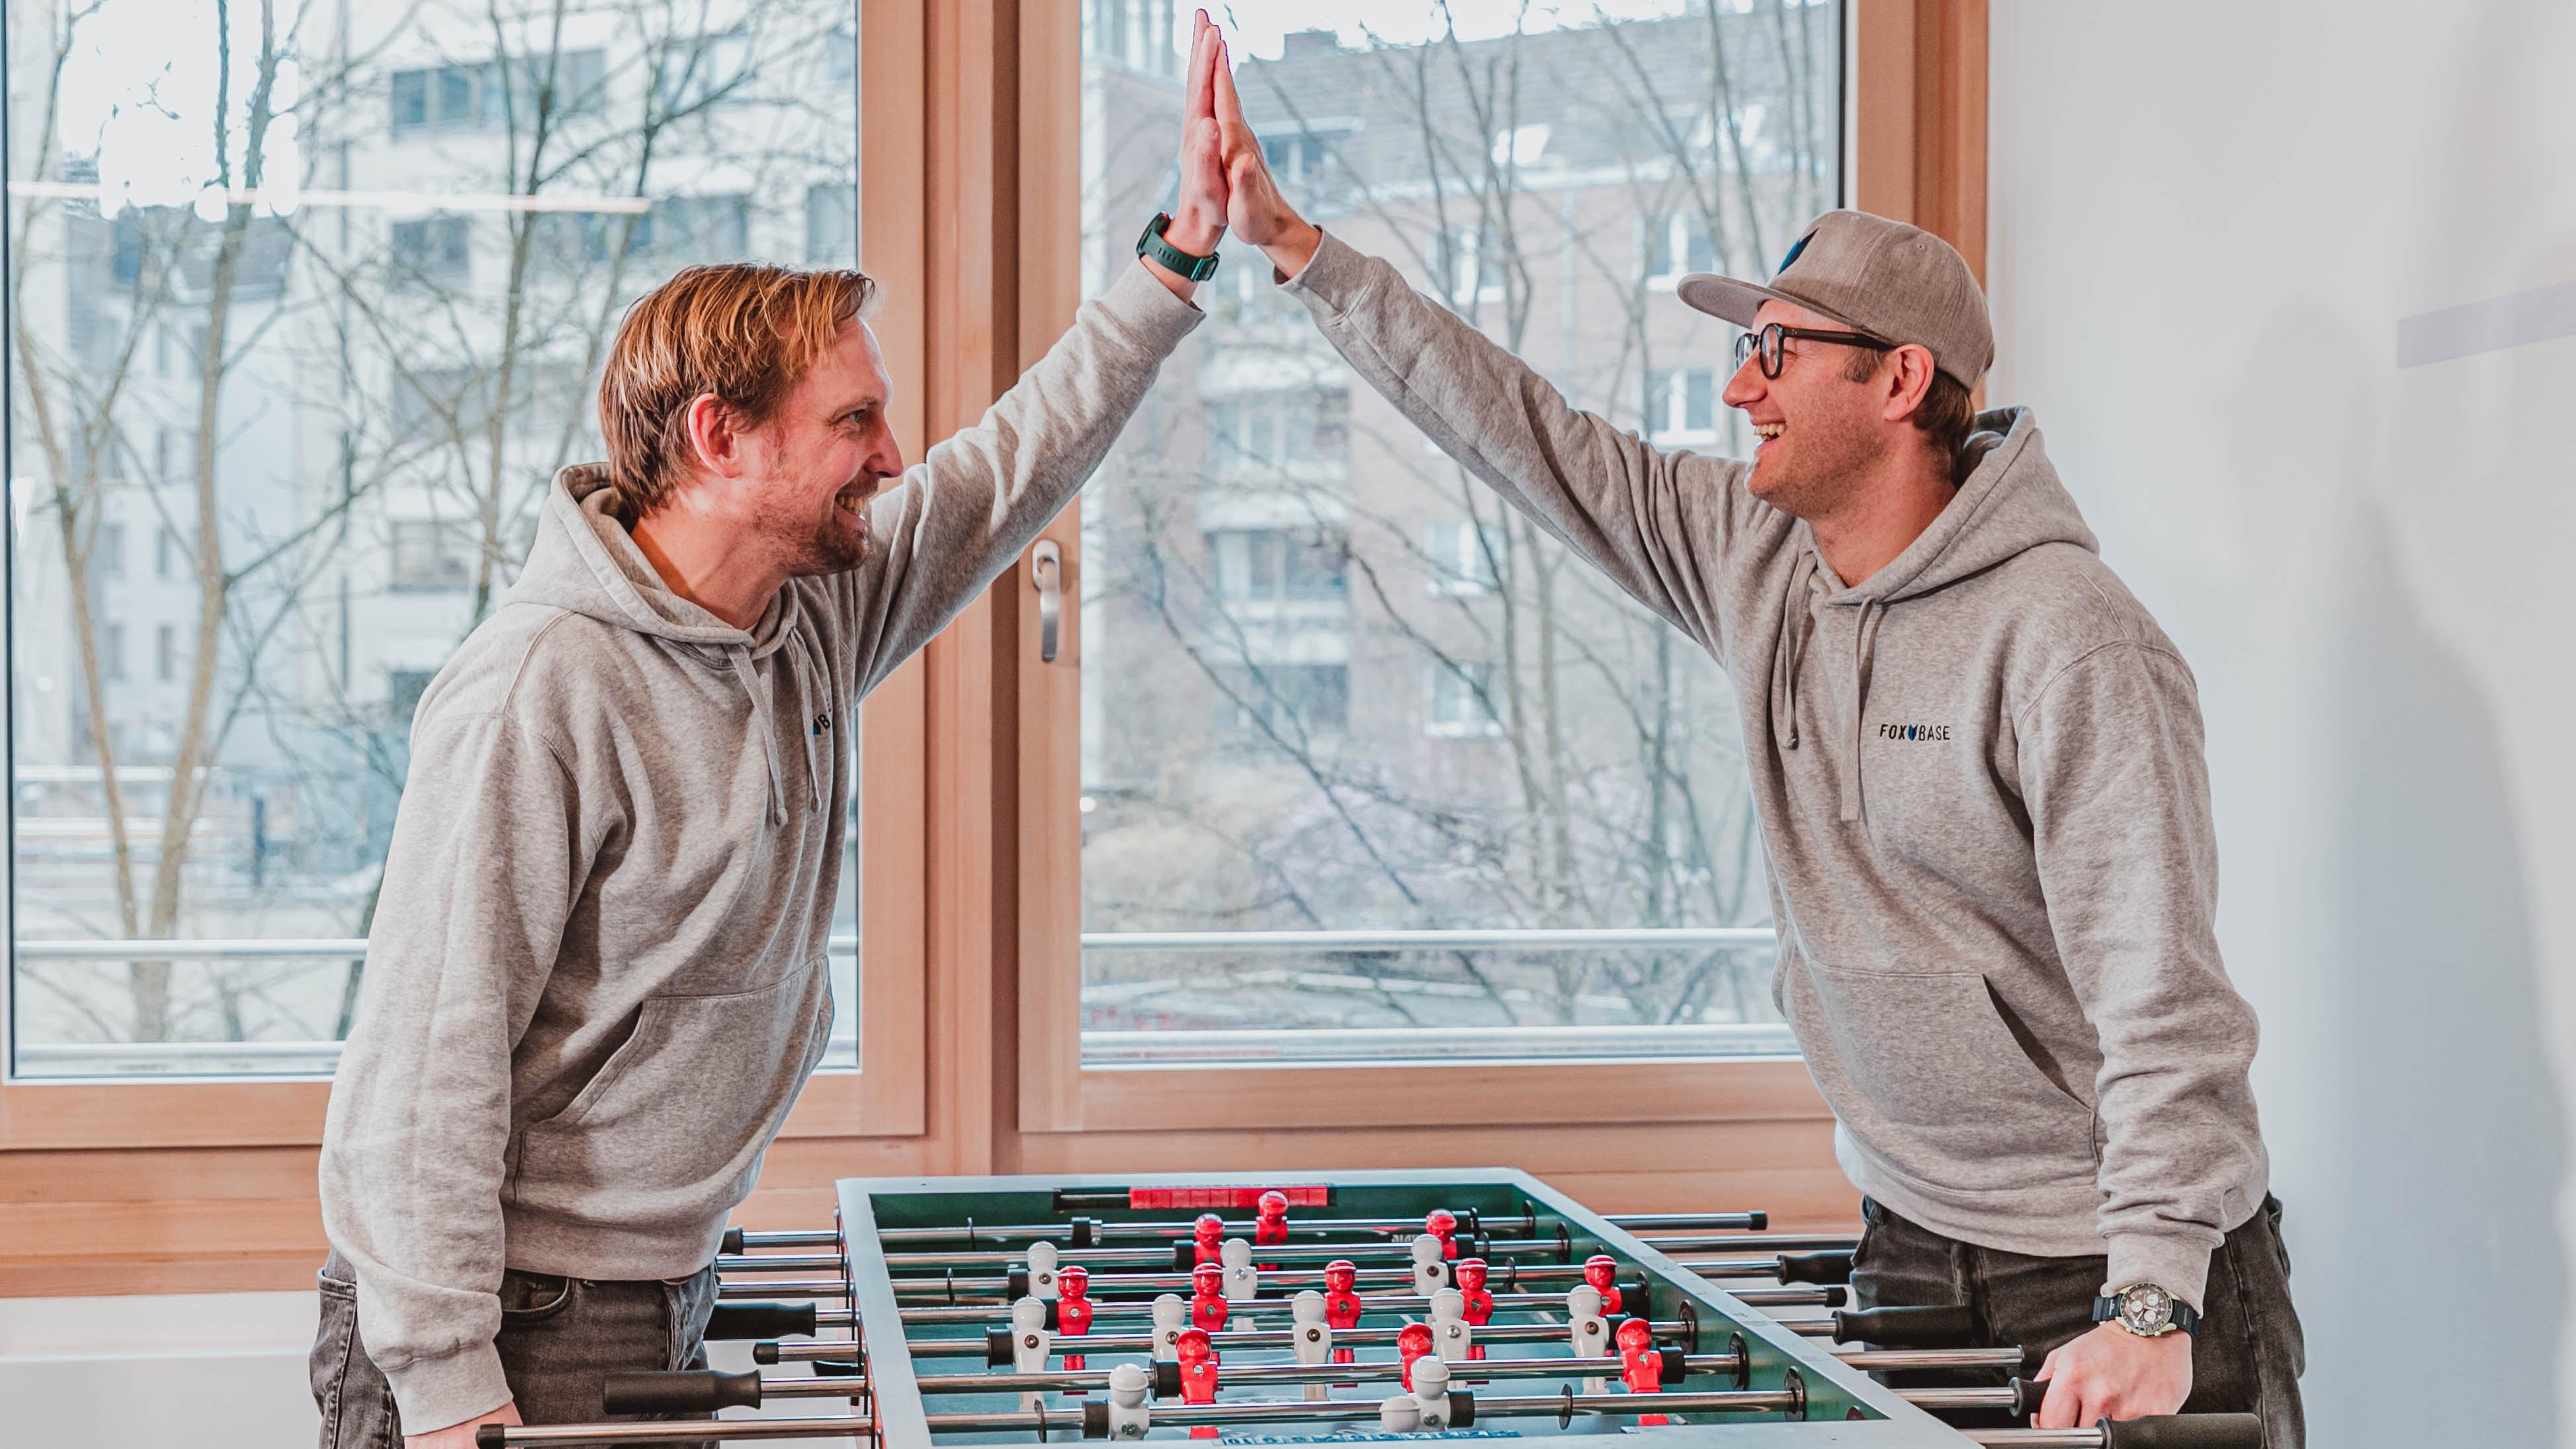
[1754,423,1785,442]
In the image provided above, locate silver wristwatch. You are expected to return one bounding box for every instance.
[2091,1282,2200,1338]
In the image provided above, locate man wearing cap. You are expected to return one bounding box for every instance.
[1207,56,2302,1445]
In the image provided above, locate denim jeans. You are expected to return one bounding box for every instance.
[1850,1196,2306,1448]
[310,1251,718,1448]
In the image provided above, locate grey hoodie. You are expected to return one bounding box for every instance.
[1283,232,2267,1310]
[318,260,1201,1430]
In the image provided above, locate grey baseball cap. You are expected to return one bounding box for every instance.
[1676,210,1993,388]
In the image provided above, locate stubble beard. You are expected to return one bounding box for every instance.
[1750,407,1887,524]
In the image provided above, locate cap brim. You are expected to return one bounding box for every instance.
[1674,273,1869,335]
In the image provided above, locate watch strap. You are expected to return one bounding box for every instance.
[1136,213,1219,283]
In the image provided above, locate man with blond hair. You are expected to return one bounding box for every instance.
[310,17,1234,1446]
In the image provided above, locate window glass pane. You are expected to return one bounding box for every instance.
[1078,1,1840,1064]
[9,1,865,1079]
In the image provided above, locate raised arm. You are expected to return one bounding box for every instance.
[836,11,1228,691]
[1211,41,1763,656]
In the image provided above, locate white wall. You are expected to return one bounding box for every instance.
[1989,3,2576,1443]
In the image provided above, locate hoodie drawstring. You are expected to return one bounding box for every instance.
[1840,598,1883,823]
[727,647,789,826]
[1774,550,1822,749]
[1773,548,1883,824]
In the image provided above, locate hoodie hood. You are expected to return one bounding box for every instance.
[504,463,828,824]
[1771,406,2095,820]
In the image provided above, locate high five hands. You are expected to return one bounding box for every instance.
[1145,13,1322,300]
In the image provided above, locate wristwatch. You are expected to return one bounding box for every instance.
[1136,212,1221,282]
[2092,1282,2200,1339]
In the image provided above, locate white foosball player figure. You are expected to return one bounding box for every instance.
[1221,1237,1259,1306]
[1150,1293,1187,1363]
[1290,1289,1331,1401]
[1009,1295,1052,1409]
[1430,1286,1473,1363]
[1410,1356,1454,1431]
[1027,1241,1061,1300]
[1107,1362,1152,1439]
[1567,1284,1610,1393]
[1410,1233,1450,1295]
[1377,1393,1422,1434]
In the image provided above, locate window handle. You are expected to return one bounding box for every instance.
[1031,539,1062,664]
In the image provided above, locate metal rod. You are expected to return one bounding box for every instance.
[864,1207,1768,1248]
[478,1419,867,1446]
[856,1320,1701,1361]
[1903,1387,2026,1411]
[892,1289,1631,1325]
[717,1254,844,1274]
[881,1237,1568,1270]
[1630,1234,1857,1253]
[718,1278,848,1301]
[1961,1434,2108,1448]
[1602,1213,1771,1232]
[1731,1288,1841,1308]
[734,1229,843,1251]
[1842,1348,2023,1371]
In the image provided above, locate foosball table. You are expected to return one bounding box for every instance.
[477,1170,2258,1449]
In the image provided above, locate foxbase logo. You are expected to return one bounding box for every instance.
[1875,722,1953,742]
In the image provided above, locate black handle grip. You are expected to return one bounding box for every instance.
[1153,1360,1182,1400]
[1746,1211,1769,1230]
[1447,1391,1475,1428]
[474,1428,508,1449]
[601,1368,763,1415]
[1830,1304,1979,1348]
[2006,1377,2040,1418]
[1008,1267,1031,1299]
[2099,1413,2267,1449]
[1658,1346,1688,1384]
[720,1227,746,1254]
[704,1301,817,1340]
[1776,1250,1854,1286]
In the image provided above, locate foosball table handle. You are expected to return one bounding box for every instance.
[705,1301,819,1341]
[2095,1413,2266,1449]
[1776,1250,1855,1286]
[1829,1303,1979,1347]
[601,1368,764,1415]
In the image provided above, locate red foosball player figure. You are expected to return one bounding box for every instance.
[1424,1208,1461,1260]
[1453,1257,1494,1361]
[1175,1326,1221,1438]
[1322,1259,1363,1366]
[1189,1260,1230,1335]
[1057,1265,1094,1395]
[1396,1321,1436,1391]
[1583,1254,1625,1316]
[1616,1317,1667,1425]
[1255,1190,1291,1245]
[1192,1212,1226,1266]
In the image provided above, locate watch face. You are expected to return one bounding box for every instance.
[2118,1284,2173,1335]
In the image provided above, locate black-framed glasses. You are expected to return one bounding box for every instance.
[1732,323,1895,379]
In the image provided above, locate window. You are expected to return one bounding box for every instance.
[390,216,472,282]
[9,4,873,1083]
[388,520,478,592]
[1070,1,1842,1069]
[1645,212,1719,288]
[1423,519,1503,595]
[1425,659,1502,737]
[1206,389,1349,469]
[1209,528,1349,604]
[1647,368,1720,444]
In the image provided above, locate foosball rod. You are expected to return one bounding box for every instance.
[738,1208,1770,1250]
[476,1412,2260,1448]
[860,1233,1859,1272]
[771,1318,1708,1361]
[654,1346,2028,1403]
[847,1250,1855,1298]
[707,1284,1849,1338]
[877,1288,1659,1320]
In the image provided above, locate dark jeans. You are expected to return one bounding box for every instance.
[1850,1196,2306,1449]
[311,1251,718,1448]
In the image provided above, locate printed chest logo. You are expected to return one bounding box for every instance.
[1875,721,1953,742]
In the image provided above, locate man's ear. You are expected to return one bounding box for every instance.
[683,392,748,482]
[1881,344,1937,425]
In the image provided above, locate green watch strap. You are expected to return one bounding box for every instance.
[1136,212,1220,282]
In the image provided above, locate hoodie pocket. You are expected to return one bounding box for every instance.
[515,959,833,1233]
[1795,964,2098,1194]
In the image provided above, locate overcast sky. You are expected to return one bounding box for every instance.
[1203,0,1699,60]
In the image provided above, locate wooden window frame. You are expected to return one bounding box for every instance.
[0,0,935,1290]
[1009,0,1987,1137]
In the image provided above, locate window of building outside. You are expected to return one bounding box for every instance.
[1076,0,1839,1064]
[7,1,865,1080]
